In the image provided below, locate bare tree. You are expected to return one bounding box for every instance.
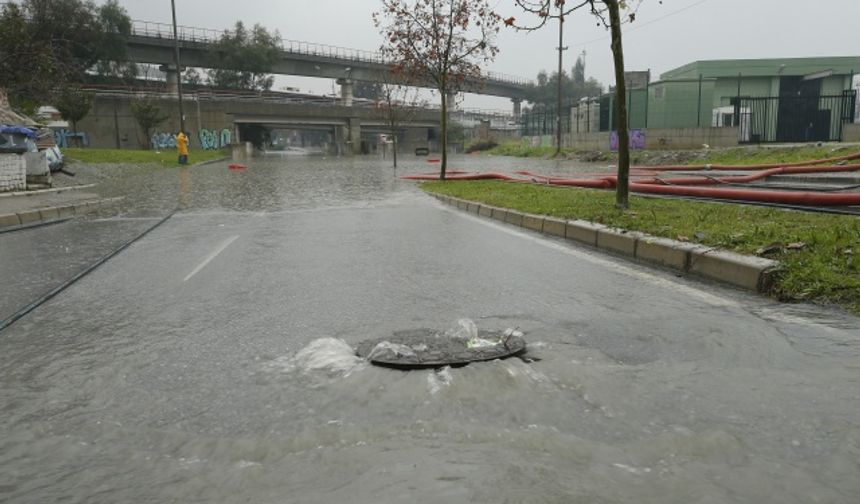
[130,98,168,149]
[55,87,92,147]
[374,0,501,179]
[375,68,427,168]
[506,0,641,209]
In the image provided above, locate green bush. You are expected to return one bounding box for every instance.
[465,139,498,153]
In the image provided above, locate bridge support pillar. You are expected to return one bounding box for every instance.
[512,98,522,119]
[159,64,185,95]
[348,118,362,155]
[337,78,354,107]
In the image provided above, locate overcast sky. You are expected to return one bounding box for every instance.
[119,0,860,110]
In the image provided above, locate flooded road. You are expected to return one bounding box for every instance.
[1,155,859,503]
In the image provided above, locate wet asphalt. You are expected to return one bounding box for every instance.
[1,156,859,503]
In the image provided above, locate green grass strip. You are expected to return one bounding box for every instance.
[64,148,226,165]
[423,180,860,313]
[484,140,859,165]
[689,145,859,166]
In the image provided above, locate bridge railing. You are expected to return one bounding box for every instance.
[131,20,385,64]
[75,83,437,111]
[130,19,532,87]
[131,20,223,44]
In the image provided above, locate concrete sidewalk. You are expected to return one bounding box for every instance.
[0,185,123,231]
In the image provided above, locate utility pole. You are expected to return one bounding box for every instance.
[170,0,186,134]
[580,49,587,82]
[555,4,568,156]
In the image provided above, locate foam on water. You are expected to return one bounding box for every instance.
[266,338,366,377]
[426,366,454,395]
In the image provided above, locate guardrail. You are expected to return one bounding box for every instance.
[74,85,524,123]
[75,84,442,112]
[130,19,532,87]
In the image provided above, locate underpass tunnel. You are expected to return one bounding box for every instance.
[238,123,338,155]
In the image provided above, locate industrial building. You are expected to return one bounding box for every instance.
[557,56,860,146]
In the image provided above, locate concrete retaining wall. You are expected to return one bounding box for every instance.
[567,127,739,151]
[645,127,739,150]
[75,95,441,156]
[0,154,26,192]
[843,123,860,142]
[567,132,611,150]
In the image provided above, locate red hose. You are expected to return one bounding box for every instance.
[629,183,860,206]
[630,163,860,186]
[401,151,860,206]
[633,151,860,172]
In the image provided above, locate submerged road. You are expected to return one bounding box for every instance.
[1,157,859,503]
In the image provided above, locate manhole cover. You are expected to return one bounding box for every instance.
[356,329,527,369]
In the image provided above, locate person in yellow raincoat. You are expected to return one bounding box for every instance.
[176,131,189,165]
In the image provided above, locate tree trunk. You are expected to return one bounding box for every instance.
[555,9,564,156]
[440,90,448,180]
[606,0,630,209]
[392,130,398,168]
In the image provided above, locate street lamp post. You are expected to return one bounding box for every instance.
[555,5,568,156]
[170,0,186,134]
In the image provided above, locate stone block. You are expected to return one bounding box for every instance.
[542,217,567,237]
[17,209,41,224]
[521,214,544,232]
[39,207,60,221]
[596,228,642,256]
[689,248,779,292]
[505,210,524,227]
[565,220,603,246]
[56,205,76,219]
[478,205,493,218]
[467,202,481,214]
[492,208,508,222]
[635,236,694,269]
[0,213,21,228]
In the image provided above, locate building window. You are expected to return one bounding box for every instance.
[654,86,664,100]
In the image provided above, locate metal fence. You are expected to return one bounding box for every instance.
[520,107,571,137]
[739,91,857,143]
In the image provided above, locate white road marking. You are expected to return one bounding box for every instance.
[183,235,240,282]
[451,209,739,308]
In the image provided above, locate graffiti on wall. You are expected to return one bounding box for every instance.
[54,129,89,148]
[609,129,646,151]
[199,128,232,151]
[150,128,232,151]
[151,132,177,150]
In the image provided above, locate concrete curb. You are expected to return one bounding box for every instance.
[434,194,780,293]
[0,183,98,198]
[0,196,125,232]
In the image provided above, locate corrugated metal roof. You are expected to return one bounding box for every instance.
[661,56,860,80]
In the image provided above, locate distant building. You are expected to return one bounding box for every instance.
[624,70,651,90]
[647,56,860,142]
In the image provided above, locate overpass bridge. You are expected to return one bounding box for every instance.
[125,20,531,116]
[74,86,447,154]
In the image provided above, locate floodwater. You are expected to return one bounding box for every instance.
[1,154,859,503]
